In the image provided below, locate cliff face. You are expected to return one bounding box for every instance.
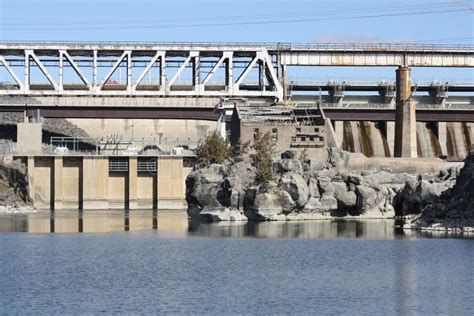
[410,150,474,229]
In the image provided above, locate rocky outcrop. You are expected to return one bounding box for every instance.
[0,158,35,213]
[407,151,474,231]
[188,149,452,221]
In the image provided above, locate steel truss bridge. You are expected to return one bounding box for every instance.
[0,41,473,101]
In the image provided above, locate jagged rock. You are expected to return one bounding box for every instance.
[200,164,227,183]
[355,185,378,214]
[307,178,320,199]
[317,176,334,194]
[199,207,247,221]
[280,159,303,174]
[302,197,324,212]
[279,173,309,207]
[320,195,338,211]
[281,150,296,159]
[410,151,474,229]
[244,188,295,220]
[394,178,447,216]
[333,182,357,208]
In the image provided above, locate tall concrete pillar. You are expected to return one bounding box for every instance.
[394,67,417,158]
[27,157,35,203]
[437,122,447,157]
[386,121,395,157]
[128,157,138,210]
[54,157,63,210]
[334,121,344,148]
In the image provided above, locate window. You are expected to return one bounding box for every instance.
[310,137,314,141]
[314,128,319,133]
[301,137,306,141]
[296,128,301,133]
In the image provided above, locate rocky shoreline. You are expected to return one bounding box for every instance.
[186,148,473,231]
[405,150,474,233]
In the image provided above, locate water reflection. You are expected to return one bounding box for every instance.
[0,210,188,235]
[0,210,471,239]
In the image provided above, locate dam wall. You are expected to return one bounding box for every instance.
[20,155,188,210]
[337,121,474,160]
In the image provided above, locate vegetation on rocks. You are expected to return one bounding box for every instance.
[196,130,230,166]
[250,131,275,184]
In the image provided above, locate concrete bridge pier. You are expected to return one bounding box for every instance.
[394,66,417,158]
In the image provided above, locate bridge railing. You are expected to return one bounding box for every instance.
[1,41,473,52]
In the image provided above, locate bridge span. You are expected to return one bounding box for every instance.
[1,41,473,101]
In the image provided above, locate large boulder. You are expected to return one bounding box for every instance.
[394,178,448,216]
[244,186,295,220]
[279,173,309,207]
[409,151,474,230]
[333,182,357,208]
[280,159,303,174]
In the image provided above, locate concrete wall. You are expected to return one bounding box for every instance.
[32,157,53,209]
[137,173,156,209]
[25,155,187,210]
[67,118,215,143]
[108,172,128,209]
[157,157,185,209]
[62,158,82,209]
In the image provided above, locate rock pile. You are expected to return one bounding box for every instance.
[186,149,458,221]
[0,159,32,211]
[407,150,474,231]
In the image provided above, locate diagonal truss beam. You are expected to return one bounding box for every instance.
[168,51,199,87]
[133,51,165,89]
[0,55,23,89]
[202,51,233,85]
[235,53,260,86]
[61,50,92,88]
[261,51,283,95]
[26,50,58,89]
[100,50,130,89]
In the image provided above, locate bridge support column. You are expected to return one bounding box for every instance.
[128,157,138,210]
[394,66,417,158]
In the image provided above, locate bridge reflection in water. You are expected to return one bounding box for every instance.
[0,210,467,239]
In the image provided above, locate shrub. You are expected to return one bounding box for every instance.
[196,130,229,166]
[251,131,274,184]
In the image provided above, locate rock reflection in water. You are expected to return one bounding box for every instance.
[189,219,404,239]
[0,212,471,239]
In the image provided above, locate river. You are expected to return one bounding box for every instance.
[0,210,472,314]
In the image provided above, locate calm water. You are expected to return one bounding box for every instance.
[0,210,473,315]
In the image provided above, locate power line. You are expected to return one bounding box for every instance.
[1,5,471,31]
[0,1,463,27]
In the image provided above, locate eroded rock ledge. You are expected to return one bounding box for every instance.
[406,150,474,233]
[186,149,460,222]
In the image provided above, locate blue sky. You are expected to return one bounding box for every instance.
[0,0,473,80]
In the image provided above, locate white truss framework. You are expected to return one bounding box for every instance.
[0,47,284,100]
[0,42,472,100]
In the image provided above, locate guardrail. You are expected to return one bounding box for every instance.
[1,41,472,52]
